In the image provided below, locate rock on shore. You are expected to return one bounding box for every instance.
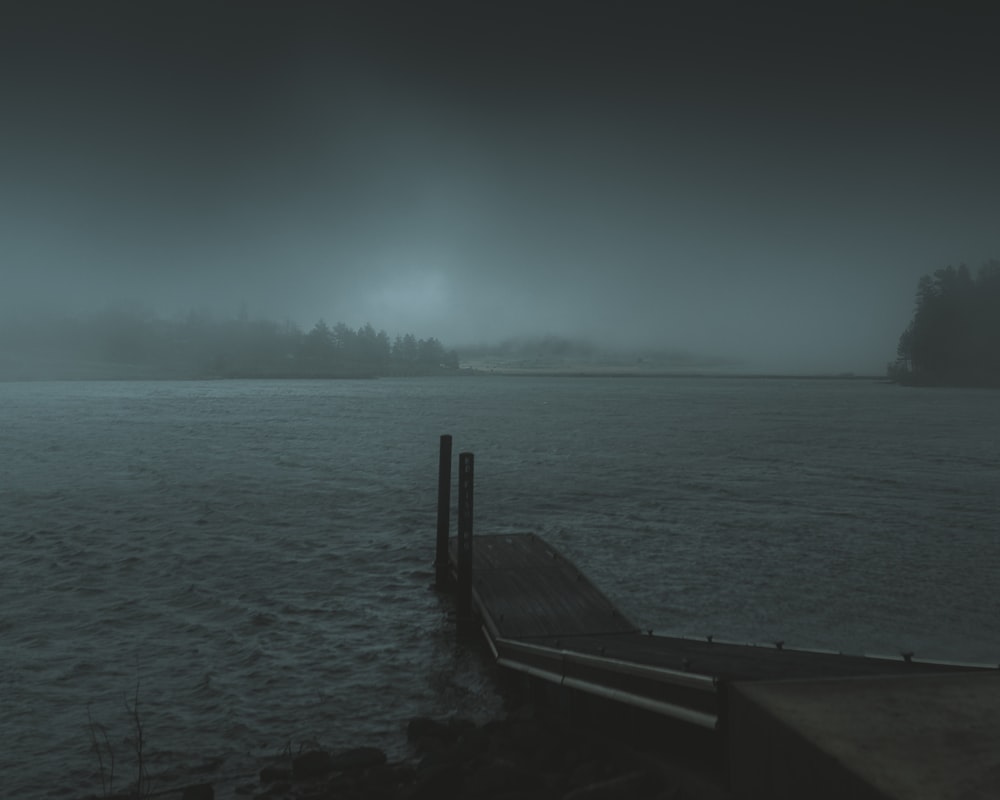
[235,704,732,800]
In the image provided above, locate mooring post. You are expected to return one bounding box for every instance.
[456,451,474,625]
[434,434,453,589]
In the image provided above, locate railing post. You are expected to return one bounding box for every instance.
[456,451,474,625]
[435,434,452,589]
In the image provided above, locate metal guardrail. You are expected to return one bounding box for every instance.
[479,623,720,731]
[467,569,996,738]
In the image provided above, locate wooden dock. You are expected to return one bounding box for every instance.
[433,438,999,798]
[448,533,985,731]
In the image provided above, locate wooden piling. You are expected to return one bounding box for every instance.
[456,451,474,623]
[434,434,452,589]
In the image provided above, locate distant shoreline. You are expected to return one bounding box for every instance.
[462,367,886,381]
[0,368,888,382]
[0,365,888,382]
[0,350,885,382]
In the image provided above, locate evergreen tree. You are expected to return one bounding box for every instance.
[890,261,1000,386]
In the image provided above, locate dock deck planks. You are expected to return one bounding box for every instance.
[450,533,640,640]
[452,533,984,683]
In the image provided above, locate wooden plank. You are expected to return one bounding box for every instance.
[451,534,639,639]
[473,563,638,639]
[470,533,566,571]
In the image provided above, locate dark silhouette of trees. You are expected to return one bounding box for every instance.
[303,319,335,361]
[890,260,1000,386]
[0,308,462,380]
[392,333,418,363]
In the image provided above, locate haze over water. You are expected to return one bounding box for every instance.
[3,3,999,374]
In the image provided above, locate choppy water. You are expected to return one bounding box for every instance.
[3,376,999,798]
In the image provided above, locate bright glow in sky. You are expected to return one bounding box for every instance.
[1,3,998,373]
[363,269,451,333]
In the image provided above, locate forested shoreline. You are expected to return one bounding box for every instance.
[889,260,1000,387]
[0,309,461,380]
[10,260,1000,385]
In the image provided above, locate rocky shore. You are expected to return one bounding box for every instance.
[125,703,732,800]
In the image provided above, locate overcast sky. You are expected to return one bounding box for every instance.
[2,2,998,372]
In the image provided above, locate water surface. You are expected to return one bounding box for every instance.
[2,376,997,797]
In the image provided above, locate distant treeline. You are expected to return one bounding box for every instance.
[0,308,460,379]
[889,260,1000,387]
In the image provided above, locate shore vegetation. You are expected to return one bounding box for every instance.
[0,307,460,380]
[888,260,1000,387]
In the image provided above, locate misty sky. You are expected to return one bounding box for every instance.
[2,2,999,372]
